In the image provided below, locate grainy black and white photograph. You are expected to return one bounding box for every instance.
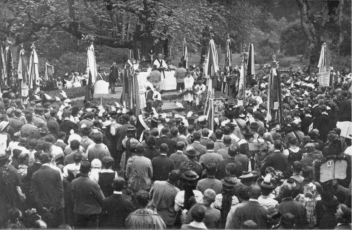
[0,0,350,229]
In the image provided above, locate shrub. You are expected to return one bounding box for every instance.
[278,59,291,67]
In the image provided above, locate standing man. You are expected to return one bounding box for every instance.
[226,184,268,229]
[109,62,118,94]
[30,152,64,228]
[71,161,105,229]
[150,170,180,228]
[100,177,135,229]
[153,53,168,90]
[174,63,187,93]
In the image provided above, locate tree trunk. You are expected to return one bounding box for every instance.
[296,0,318,70]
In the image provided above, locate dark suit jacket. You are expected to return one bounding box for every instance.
[59,120,77,139]
[216,157,242,179]
[116,124,129,151]
[232,200,268,229]
[261,150,288,174]
[47,117,60,136]
[338,98,351,121]
[152,155,175,181]
[278,198,308,229]
[156,136,177,156]
[301,115,313,135]
[144,146,160,161]
[100,194,135,228]
[30,165,64,210]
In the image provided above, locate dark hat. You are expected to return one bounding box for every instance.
[243,126,254,136]
[249,122,259,132]
[285,178,301,191]
[222,176,238,188]
[184,145,199,156]
[257,174,277,190]
[181,170,199,181]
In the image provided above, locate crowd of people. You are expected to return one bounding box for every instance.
[0,60,351,230]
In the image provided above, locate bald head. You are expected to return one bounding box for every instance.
[248,184,261,199]
[203,189,216,206]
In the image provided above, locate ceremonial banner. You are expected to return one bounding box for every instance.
[6,47,13,86]
[225,37,232,67]
[0,47,7,86]
[204,39,219,90]
[181,38,188,69]
[206,89,215,131]
[317,43,327,73]
[18,48,29,97]
[85,44,98,101]
[18,49,28,82]
[44,62,54,81]
[28,45,39,89]
[247,43,255,77]
[266,67,282,122]
[317,71,330,87]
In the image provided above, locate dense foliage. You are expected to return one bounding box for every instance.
[0,0,349,71]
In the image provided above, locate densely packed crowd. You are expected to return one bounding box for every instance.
[0,64,351,230]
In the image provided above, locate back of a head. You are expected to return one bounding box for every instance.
[70,139,80,151]
[203,189,216,203]
[223,126,231,135]
[160,143,169,153]
[136,190,150,208]
[272,132,282,141]
[44,135,56,144]
[249,184,262,199]
[202,128,209,137]
[293,161,302,173]
[80,160,91,174]
[288,137,298,146]
[280,183,293,198]
[223,136,232,145]
[215,129,223,139]
[146,136,156,147]
[92,132,103,144]
[205,163,217,176]
[228,144,239,157]
[176,141,185,151]
[206,140,214,150]
[58,131,66,140]
[50,109,57,118]
[73,152,82,163]
[102,156,114,169]
[170,126,178,136]
[123,114,130,123]
[151,128,159,137]
[191,204,206,222]
[168,170,180,183]
[193,131,201,140]
[112,177,125,191]
[274,140,282,150]
[161,127,169,135]
[39,152,51,164]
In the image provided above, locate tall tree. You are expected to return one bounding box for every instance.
[296,0,350,69]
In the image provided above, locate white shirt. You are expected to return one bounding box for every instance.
[153,91,161,101]
[153,59,168,69]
